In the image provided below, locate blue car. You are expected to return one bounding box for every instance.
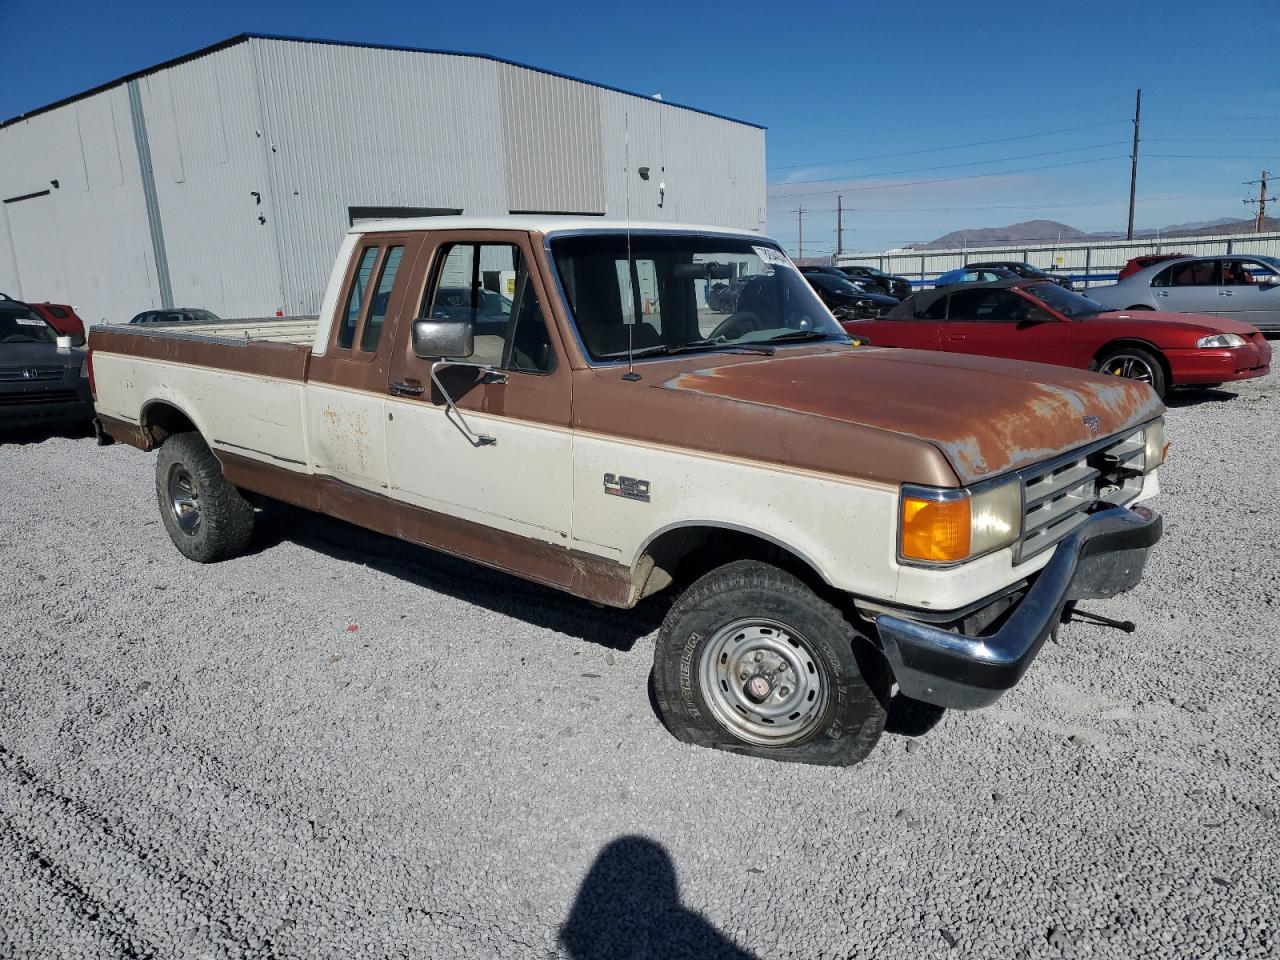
[932,266,1018,288]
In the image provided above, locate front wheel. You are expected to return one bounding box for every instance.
[1097,345,1167,398]
[155,432,255,562]
[652,560,888,765]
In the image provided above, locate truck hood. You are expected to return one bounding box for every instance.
[662,347,1164,485]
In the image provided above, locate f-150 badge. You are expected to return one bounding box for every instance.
[604,473,650,503]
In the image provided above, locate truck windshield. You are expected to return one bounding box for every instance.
[550,234,848,361]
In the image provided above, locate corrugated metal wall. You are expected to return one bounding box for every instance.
[498,65,605,215]
[0,36,766,322]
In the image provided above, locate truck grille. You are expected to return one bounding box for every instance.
[1017,430,1146,562]
[0,366,64,382]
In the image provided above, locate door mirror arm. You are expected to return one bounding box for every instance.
[429,360,501,447]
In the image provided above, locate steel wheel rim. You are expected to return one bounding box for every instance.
[1104,353,1154,385]
[697,618,829,747]
[167,464,201,534]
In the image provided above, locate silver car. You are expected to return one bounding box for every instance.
[1090,255,1280,331]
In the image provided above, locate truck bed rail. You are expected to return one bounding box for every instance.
[89,316,319,348]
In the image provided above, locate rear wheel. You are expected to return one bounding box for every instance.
[652,560,888,765]
[155,432,255,562]
[1097,345,1167,398]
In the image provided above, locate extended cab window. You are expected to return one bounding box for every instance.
[422,243,554,373]
[338,247,379,349]
[337,244,404,353]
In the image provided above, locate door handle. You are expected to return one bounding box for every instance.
[946,334,966,342]
[389,379,425,397]
[1155,291,1169,297]
[1219,290,1234,297]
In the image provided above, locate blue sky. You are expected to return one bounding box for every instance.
[3,0,1277,254]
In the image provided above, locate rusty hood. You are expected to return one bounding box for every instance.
[662,348,1164,485]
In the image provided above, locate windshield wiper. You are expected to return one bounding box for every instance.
[607,340,775,359]
[762,330,844,344]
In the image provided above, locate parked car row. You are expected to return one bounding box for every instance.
[843,278,1271,398]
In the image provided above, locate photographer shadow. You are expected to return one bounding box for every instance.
[559,836,758,960]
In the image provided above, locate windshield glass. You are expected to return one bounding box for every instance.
[1022,283,1105,318]
[186,309,222,323]
[551,234,848,360]
[0,309,57,345]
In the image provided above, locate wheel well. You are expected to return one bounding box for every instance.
[636,525,830,601]
[1126,304,1154,310]
[140,401,197,448]
[1091,338,1170,383]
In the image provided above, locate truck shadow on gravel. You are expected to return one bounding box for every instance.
[250,503,666,651]
[559,836,758,960]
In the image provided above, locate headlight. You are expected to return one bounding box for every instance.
[1142,417,1165,473]
[1196,333,1245,348]
[899,479,1022,564]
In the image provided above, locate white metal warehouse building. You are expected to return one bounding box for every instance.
[0,34,766,323]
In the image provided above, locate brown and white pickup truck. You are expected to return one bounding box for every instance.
[90,216,1166,765]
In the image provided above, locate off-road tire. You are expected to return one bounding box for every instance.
[652,560,889,766]
[1097,344,1168,398]
[155,432,255,563]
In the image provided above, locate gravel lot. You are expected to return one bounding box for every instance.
[2,377,1277,960]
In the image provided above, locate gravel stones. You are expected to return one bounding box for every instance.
[1,376,1278,958]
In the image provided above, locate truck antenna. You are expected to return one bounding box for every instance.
[622,110,640,382]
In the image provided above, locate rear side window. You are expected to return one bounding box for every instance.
[339,247,379,349]
[361,246,404,352]
[920,296,949,320]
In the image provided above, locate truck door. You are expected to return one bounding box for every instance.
[382,232,573,575]
[306,233,421,493]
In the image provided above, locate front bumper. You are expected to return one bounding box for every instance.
[876,505,1162,710]
[1167,340,1271,385]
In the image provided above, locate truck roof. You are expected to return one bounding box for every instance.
[350,215,765,239]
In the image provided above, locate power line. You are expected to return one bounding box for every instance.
[772,142,1128,187]
[766,121,1127,172]
[768,155,1130,200]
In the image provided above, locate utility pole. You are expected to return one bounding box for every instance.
[1244,171,1274,233]
[794,206,805,259]
[1126,88,1141,241]
[836,195,843,258]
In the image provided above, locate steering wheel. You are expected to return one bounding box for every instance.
[708,311,766,341]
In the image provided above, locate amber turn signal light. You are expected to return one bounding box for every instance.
[901,495,971,563]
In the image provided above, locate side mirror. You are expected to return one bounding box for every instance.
[412,319,473,360]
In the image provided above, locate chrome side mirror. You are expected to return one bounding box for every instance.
[412,319,474,359]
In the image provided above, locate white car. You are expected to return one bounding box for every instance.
[1090,255,1280,332]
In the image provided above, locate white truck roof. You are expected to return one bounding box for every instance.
[350,215,765,238]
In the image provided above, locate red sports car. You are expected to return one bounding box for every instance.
[843,278,1271,398]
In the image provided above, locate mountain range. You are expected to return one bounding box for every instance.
[919,216,1278,250]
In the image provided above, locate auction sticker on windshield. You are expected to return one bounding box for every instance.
[15,318,45,326]
[753,246,796,270]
